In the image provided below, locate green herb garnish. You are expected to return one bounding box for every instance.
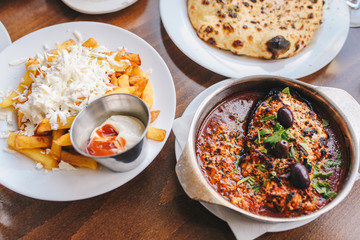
[324,159,342,168]
[260,115,277,123]
[314,171,333,179]
[337,150,342,159]
[251,184,262,191]
[259,129,271,136]
[237,176,250,185]
[312,179,337,199]
[323,191,337,199]
[255,164,267,173]
[289,146,298,158]
[282,87,291,97]
[259,146,268,154]
[263,123,289,148]
[234,155,240,172]
[322,118,329,127]
[299,142,309,153]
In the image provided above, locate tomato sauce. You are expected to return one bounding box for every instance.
[196,91,348,218]
[87,124,125,156]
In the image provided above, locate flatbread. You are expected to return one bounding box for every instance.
[187,0,323,59]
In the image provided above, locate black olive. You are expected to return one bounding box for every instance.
[277,107,294,128]
[290,162,310,189]
[274,140,289,158]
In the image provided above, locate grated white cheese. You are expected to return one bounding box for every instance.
[59,160,77,170]
[0,130,10,139]
[14,44,116,136]
[6,111,13,125]
[43,44,50,51]
[73,30,82,42]
[9,57,27,66]
[35,162,44,169]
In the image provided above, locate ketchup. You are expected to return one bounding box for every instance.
[87,124,126,156]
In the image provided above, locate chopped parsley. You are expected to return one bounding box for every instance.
[289,146,298,158]
[259,146,268,154]
[312,179,337,199]
[299,142,309,153]
[264,123,289,148]
[282,87,291,97]
[314,171,333,179]
[337,150,342,159]
[251,184,262,191]
[322,118,329,127]
[324,159,342,168]
[260,115,277,123]
[234,155,240,172]
[237,176,252,185]
[255,164,267,172]
[270,171,277,178]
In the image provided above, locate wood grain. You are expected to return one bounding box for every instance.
[0,0,360,239]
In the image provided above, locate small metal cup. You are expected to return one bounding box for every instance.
[70,94,150,172]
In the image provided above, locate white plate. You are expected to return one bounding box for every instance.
[0,22,176,201]
[62,0,138,14]
[0,21,11,52]
[160,0,349,79]
[174,80,315,234]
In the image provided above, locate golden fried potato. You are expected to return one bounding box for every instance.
[15,134,52,149]
[146,125,166,141]
[36,116,75,134]
[50,129,66,161]
[150,110,160,123]
[7,133,58,170]
[60,151,97,170]
[54,133,71,146]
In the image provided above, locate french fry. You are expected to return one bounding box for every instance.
[56,39,76,52]
[115,52,141,66]
[82,38,98,48]
[7,132,58,170]
[142,80,153,109]
[146,125,166,141]
[3,37,166,172]
[109,61,131,73]
[54,133,72,146]
[150,110,160,123]
[0,70,33,108]
[15,134,52,149]
[17,110,24,129]
[129,76,148,98]
[50,129,66,161]
[117,74,130,88]
[36,116,75,134]
[103,87,130,96]
[131,66,148,78]
[60,151,97,170]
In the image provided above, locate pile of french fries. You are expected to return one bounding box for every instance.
[1,38,166,170]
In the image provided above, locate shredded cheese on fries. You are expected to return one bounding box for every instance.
[15,44,117,135]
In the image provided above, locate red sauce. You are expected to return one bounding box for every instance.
[196,91,348,218]
[87,124,126,156]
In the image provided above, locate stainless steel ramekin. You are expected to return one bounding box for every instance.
[70,93,150,172]
[176,76,360,223]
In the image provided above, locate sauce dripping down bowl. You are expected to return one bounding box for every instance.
[70,94,150,172]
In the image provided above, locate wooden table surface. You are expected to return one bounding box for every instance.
[1,0,360,239]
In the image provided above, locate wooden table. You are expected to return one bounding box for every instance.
[1,0,359,239]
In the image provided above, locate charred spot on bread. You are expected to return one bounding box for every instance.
[266,36,291,59]
[232,40,244,48]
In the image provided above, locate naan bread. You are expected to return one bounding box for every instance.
[187,0,323,59]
